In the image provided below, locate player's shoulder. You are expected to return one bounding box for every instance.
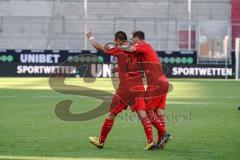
[134,41,149,47]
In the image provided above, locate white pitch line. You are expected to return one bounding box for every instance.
[167,101,235,105]
[0,95,239,98]
[0,95,235,105]
[0,155,127,160]
[0,95,88,98]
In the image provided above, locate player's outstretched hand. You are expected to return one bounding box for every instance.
[86,31,93,40]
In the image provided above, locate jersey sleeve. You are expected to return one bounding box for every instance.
[104,48,119,56]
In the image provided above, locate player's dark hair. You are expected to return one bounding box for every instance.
[115,31,127,41]
[132,31,145,40]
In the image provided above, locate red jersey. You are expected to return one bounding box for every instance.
[105,48,142,83]
[133,41,166,84]
[134,41,159,63]
[105,47,145,107]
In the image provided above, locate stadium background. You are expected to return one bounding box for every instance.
[0,1,240,160]
[0,0,239,79]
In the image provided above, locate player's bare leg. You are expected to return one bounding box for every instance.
[136,110,155,150]
[89,113,116,149]
[155,108,172,149]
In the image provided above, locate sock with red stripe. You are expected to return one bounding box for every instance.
[147,110,166,143]
[99,118,114,144]
[140,116,153,144]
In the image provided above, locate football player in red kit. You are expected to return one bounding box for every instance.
[86,31,155,150]
[120,31,171,149]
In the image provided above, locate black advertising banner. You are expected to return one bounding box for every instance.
[157,51,197,65]
[0,49,235,78]
[166,65,235,78]
[0,49,108,77]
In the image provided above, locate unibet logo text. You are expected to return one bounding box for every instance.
[20,54,60,64]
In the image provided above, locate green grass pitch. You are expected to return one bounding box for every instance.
[0,78,240,160]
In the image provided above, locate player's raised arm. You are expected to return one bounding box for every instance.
[86,31,116,55]
[86,31,105,52]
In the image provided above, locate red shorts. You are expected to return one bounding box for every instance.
[110,94,146,115]
[130,98,146,112]
[146,95,167,111]
[146,75,168,111]
[110,74,146,114]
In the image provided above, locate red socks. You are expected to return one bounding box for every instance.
[99,118,114,144]
[147,111,166,143]
[158,114,166,129]
[157,114,166,143]
[140,116,153,144]
[98,114,165,144]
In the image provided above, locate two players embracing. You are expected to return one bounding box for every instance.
[86,30,171,150]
